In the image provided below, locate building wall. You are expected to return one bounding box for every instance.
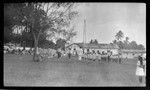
[121,53,143,59]
[66,44,82,53]
[66,44,119,55]
[71,44,81,51]
[95,49,118,55]
[110,49,118,55]
[121,53,134,59]
[84,48,118,55]
[96,49,107,53]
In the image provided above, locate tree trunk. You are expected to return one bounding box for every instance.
[32,39,34,48]
[21,40,25,51]
[23,42,25,51]
[33,38,39,62]
[33,30,42,62]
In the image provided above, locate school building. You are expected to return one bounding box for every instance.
[65,43,119,55]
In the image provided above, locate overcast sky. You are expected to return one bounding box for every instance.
[72,3,146,48]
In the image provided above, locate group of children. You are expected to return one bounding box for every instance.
[77,49,113,63]
[56,48,72,59]
[40,47,146,85]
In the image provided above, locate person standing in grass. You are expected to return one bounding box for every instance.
[68,48,71,59]
[142,53,146,84]
[57,49,61,59]
[107,51,111,63]
[78,49,83,60]
[118,52,122,64]
[136,55,145,84]
[59,49,62,58]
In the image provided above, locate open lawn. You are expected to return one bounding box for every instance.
[4,54,146,86]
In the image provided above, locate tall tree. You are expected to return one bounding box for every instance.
[137,44,145,50]
[4,4,17,44]
[115,30,124,50]
[129,41,138,49]
[115,30,124,41]
[94,39,98,44]
[123,36,129,49]
[90,39,93,44]
[4,3,79,62]
[125,37,129,43]
[117,41,124,49]
[89,39,98,44]
[113,40,117,44]
[56,38,66,50]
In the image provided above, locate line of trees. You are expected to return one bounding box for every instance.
[113,30,145,50]
[89,39,98,44]
[88,30,145,50]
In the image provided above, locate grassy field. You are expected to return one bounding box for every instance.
[4,54,146,86]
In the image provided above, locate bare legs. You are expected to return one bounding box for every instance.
[139,76,142,83]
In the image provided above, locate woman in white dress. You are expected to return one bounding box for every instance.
[136,55,145,84]
[142,53,146,84]
[143,58,146,84]
[78,49,82,60]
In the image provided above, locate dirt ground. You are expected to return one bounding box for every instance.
[4,54,146,86]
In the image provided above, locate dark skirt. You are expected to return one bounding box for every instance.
[68,53,71,59]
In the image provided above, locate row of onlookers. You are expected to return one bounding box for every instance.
[4,44,146,64]
[4,44,34,55]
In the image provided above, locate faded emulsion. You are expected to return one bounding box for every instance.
[4,3,146,87]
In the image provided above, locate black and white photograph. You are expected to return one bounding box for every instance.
[4,3,146,86]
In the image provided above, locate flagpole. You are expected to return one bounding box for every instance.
[84,19,86,44]
[83,19,86,44]
[83,18,86,53]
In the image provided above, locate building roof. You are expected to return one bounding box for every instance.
[66,43,119,49]
[121,49,146,53]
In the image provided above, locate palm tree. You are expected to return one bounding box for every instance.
[94,39,98,44]
[113,40,117,44]
[123,37,129,49]
[90,39,93,44]
[115,30,124,52]
[125,37,129,43]
[115,30,124,41]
